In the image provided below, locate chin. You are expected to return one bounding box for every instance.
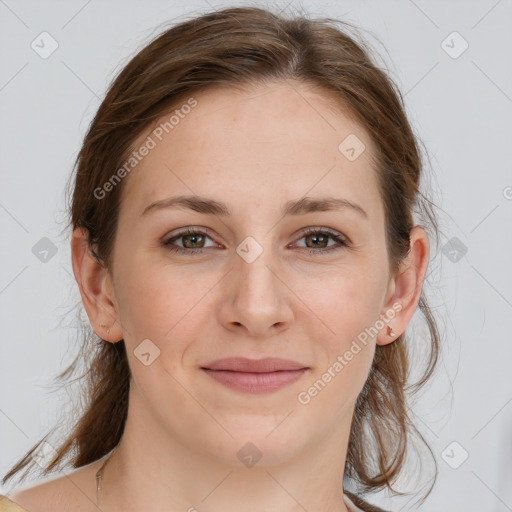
[200,418,311,469]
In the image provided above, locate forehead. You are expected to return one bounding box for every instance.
[120,80,382,223]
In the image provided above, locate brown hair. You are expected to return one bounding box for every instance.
[2,5,441,506]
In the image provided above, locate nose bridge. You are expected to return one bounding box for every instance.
[226,233,292,334]
[235,236,279,308]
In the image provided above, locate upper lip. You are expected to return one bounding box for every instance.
[201,357,308,373]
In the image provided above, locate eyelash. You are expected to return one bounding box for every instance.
[162,227,348,256]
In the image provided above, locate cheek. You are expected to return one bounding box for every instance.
[113,257,212,353]
[296,277,382,411]
[113,266,203,398]
[304,263,387,385]
[310,259,387,334]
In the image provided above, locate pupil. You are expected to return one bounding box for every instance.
[185,234,203,248]
[308,234,326,248]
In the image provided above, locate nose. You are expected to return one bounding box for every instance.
[219,250,293,338]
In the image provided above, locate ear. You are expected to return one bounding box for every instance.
[376,225,430,346]
[71,227,123,342]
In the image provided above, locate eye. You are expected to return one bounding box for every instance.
[292,228,348,256]
[162,227,218,255]
[162,227,348,256]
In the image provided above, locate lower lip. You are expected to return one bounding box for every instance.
[201,368,308,393]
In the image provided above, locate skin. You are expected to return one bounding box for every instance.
[10,80,429,512]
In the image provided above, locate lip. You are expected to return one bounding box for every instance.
[201,357,309,394]
[203,357,307,372]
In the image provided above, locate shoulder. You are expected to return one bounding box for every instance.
[4,460,104,512]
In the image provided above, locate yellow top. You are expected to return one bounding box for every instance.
[0,496,28,512]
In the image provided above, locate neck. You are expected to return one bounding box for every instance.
[99,386,353,512]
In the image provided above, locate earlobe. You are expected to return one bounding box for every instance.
[386,325,396,338]
[70,227,123,342]
[376,226,430,346]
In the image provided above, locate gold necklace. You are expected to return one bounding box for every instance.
[95,446,118,509]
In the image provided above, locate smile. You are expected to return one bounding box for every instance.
[201,368,309,393]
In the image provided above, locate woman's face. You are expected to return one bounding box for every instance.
[94,80,407,466]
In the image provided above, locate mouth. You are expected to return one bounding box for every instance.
[200,357,309,394]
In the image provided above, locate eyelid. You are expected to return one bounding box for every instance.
[293,227,348,244]
[163,226,221,248]
[162,225,349,255]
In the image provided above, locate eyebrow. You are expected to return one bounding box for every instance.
[140,194,368,220]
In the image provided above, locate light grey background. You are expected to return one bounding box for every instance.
[1,1,511,510]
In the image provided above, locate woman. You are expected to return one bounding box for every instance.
[1,5,440,512]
